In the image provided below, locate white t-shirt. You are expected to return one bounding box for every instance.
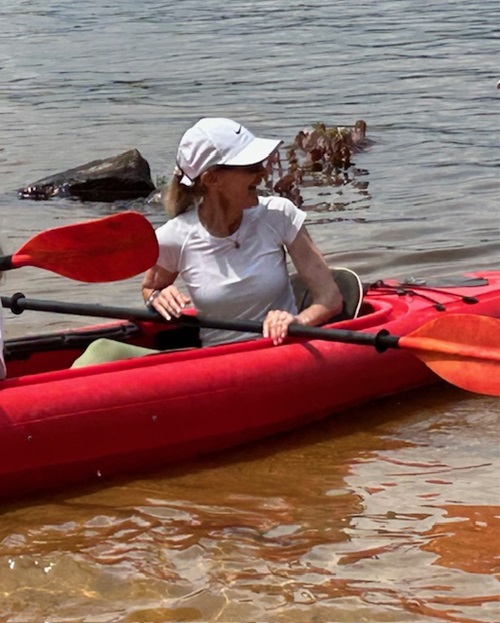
[155,196,307,346]
[0,306,6,380]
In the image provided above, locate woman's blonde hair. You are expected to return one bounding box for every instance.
[162,173,205,218]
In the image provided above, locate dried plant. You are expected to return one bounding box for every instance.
[265,120,371,206]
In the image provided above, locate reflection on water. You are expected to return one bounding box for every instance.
[1,386,498,621]
[339,393,500,623]
[423,504,499,578]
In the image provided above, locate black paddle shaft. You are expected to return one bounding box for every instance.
[1,293,400,353]
[0,256,15,271]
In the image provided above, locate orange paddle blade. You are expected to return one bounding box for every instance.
[7,212,159,282]
[399,314,500,396]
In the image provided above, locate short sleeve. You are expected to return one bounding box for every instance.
[155,220,183,273]
[261,196,307,246]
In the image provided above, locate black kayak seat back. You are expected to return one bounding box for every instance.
[291,267,364,321]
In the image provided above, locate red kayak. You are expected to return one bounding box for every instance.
[0,270,499,501]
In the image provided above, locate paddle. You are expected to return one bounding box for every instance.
[0,212,159,282]
[2,293,499,396]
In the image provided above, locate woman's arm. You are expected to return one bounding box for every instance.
[142,265,191,321]
[263,225,343,345]
[287,225,343,325]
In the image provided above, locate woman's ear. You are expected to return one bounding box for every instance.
[200,169,219,188]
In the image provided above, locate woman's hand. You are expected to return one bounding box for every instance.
[263,309,299,346]
[150,286,191,321]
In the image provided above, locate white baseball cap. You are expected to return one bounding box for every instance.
[176,117,282,186]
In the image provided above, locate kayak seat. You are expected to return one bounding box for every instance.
[291,267,364,321]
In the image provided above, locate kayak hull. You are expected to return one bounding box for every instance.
[1,271,499,500]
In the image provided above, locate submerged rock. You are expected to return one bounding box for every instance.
[18,149,156,202]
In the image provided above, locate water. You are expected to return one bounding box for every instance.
[0,1,499,621]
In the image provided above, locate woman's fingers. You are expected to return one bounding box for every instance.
[263,310,296,345]
[152,287,191,320]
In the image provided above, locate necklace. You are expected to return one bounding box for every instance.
[231,232,241,249]
[198,205,243,248]
[228,215,243,249]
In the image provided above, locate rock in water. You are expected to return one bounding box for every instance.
[18,149,156,202]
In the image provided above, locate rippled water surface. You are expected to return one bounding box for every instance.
[0,1,499,621]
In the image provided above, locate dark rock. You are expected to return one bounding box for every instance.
[18,149,156,202]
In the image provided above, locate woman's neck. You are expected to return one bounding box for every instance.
[198,198,243,237]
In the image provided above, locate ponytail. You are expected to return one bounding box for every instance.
[162,174,205,218]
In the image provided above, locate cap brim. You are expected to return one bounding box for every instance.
[224,137,282,166]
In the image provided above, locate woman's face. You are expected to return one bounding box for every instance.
[212,162,267,209]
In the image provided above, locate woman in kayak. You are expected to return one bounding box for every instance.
[142,117,343,347]
[72,118,345,367]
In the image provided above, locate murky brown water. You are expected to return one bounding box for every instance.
[1,387,498,621]
[0,0,499,620]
